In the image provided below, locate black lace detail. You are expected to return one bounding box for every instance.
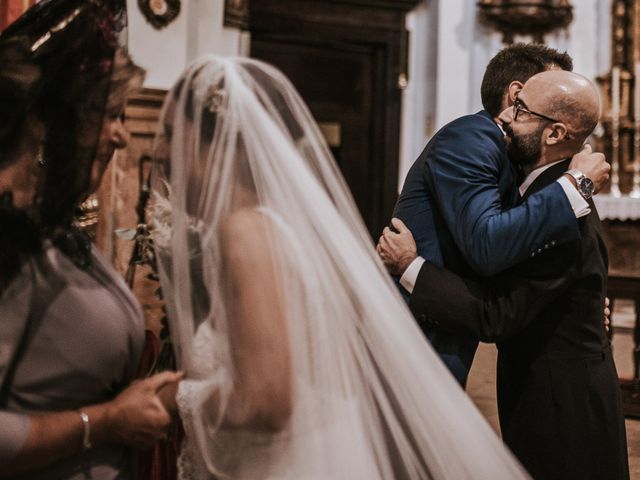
[49,223,92,270]
[0,191,94,295]
[0,191,42,292]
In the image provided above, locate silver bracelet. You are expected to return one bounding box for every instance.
[78,410,92,451]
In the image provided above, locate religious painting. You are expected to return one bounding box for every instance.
[224,0,248,30]
[0,0,37,30]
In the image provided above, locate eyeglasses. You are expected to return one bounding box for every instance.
[513,98,560,123]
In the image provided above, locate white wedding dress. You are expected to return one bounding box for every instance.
[173,207,379,479]
[176,322,379,480]
[152,56,532,480]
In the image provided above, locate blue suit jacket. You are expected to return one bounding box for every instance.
[393,110,580,385]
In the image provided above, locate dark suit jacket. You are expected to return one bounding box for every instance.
[393,110,580,385]
[411,160,629,480]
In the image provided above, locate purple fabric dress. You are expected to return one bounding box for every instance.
[0,243,144,479]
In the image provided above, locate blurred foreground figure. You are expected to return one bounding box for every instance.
[0,1,180,478]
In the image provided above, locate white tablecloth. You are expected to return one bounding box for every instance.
[593,194,640,220]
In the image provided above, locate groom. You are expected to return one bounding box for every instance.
[379,70,629,480]
[385,43,610,386]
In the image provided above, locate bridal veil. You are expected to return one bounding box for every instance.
[151,55,530,479]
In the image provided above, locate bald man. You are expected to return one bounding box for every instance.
[380,71,629,480]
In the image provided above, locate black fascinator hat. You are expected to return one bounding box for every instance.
[0,0,138,225]
[0,0,144,285]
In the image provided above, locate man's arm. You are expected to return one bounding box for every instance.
[411,266,612,338]
[408,261,573,343]
[378,217,574,342]
[425,117,608,276]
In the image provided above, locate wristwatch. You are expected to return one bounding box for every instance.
[565,169,594,200]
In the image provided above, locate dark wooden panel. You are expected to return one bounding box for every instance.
[602,219,640,276]
[603,219,640,417]
[250,0,414,32]
[252,39,375,223]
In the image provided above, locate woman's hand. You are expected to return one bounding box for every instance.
[2,371,184,476]
[100,371,183,449]
[157,374,182,414]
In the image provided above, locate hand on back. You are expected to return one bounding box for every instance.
[104,371,183,449]
[377,218,418,276]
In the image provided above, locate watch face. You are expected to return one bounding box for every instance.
[580,177,594,198]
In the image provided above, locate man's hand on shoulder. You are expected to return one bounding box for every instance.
[376,218,417,276]
[568,144,610,194]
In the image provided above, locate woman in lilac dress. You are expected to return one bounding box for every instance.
[0,1,180,478]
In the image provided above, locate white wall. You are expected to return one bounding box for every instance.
[399,1,435,188]
[126,0,247,89]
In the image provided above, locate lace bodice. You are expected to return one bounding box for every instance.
[176,323,229,480]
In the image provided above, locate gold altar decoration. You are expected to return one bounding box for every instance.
[477,0,573,44]
[595,0,640,197]
[593,0,640,419]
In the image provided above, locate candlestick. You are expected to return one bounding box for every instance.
[612,66,621,120]
[631,163,640,197]
[611,66,622,197]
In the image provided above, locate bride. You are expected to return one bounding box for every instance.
[151,55,530,479]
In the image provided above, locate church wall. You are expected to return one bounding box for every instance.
[126,0,247,89]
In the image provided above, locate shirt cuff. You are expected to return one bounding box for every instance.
[557,176,590,218]
[399,257,426,294]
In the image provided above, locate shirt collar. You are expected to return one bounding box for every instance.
[518,159,566,197]
[479,110,506,136]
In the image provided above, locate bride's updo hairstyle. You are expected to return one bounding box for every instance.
[156,67,260,218]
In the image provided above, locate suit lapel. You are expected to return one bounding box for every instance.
[521,158,571,201]
[507,161,521,206]
[497,152,520,208]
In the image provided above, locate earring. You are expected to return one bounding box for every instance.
[36,147,46,167]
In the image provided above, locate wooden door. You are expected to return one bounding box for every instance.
[248,0,419,238]
[251,38,378,228]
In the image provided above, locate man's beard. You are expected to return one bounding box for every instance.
[503,122,544,171]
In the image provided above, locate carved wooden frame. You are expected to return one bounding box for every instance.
[224,0,248,30]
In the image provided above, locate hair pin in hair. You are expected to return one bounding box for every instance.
[36,146,46,167]
[204,85,227,113]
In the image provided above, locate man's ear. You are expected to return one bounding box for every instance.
[545,123,569,145]
[507,81,524,105]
